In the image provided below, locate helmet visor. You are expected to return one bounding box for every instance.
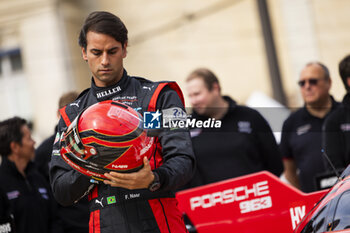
[62,117,86,159]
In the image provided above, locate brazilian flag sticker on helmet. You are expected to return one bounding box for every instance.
[107,196,116,205]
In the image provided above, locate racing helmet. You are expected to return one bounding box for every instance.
[60,100,154,180]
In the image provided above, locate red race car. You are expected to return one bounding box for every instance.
[176,171,330,233]
[177,167,350,233]
[293,166,350,233]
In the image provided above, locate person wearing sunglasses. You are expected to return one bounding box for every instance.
[280,62,340,193]
[323,55,350,174]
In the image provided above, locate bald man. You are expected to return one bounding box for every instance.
[280,62,340,193]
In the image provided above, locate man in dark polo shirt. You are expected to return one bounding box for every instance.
[323,55,350,172]
[184,68,283,188]
[280,62,339,193]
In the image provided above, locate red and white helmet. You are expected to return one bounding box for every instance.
[60,100,154,180]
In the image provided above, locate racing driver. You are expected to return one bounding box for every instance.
[49,11,195,233]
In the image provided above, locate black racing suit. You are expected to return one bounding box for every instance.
[49,70,195,233]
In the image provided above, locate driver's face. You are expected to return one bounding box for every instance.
[82,31,127,87]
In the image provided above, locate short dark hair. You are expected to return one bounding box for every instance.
[58,91,79,109]
[0,117,27,157]
[186,68,221,92]
[305,62,330,80]
[78,11,128,50]
[339,55,350,91]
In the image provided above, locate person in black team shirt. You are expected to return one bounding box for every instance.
[0,187,15,233]
[0,117,61,233]
[35,91,89,233]
[323,55,350,171]
[184,68,283,188]
[280,62,339,193]
[49,11,195,233]
[35,91,79,181]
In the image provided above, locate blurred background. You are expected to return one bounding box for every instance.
[1,0,350,143]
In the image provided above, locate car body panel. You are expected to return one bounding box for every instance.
[294,174,350,233]
[176,171,328,233]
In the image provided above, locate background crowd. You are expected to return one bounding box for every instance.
[1,1,350,232]
[1,54,350,232]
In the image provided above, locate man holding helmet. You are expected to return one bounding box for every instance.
[49,11,195,233]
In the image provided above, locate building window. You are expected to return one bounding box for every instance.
[0,48,23,76]
[9,50,23,72]
[0,56,2,77]
[0,47,31,121]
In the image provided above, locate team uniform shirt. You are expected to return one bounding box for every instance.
[49,70,195,233]
[35,127,57,181]
[186,96,283,188]
[0,157,60,233]
[280,97,339,193]
[323,93,350,171]
[0,186,15,233]
[35,128,89,233]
